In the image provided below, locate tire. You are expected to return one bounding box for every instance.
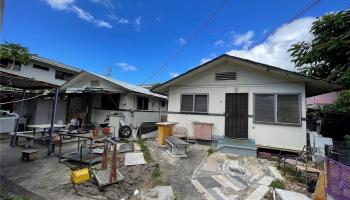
[119,125,132,138]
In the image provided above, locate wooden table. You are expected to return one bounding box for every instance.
[27,124,66,138]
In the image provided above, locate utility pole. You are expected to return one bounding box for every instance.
[104,66,112,77]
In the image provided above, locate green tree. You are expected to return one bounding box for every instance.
[0,42,30,70]
[289,9,350,88]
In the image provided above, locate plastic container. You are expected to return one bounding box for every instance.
[71,168,90,184]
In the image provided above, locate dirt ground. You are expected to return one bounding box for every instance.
[146,140,211,200]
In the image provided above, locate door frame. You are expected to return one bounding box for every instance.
[224,93,248,139]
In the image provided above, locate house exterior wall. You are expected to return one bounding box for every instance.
[91,93,166,128]
[166,62,306,151]
[0,61,78,86]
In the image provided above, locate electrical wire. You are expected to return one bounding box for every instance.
[138,0,320,85]
[138,0,230,86]
[0,88,55,105]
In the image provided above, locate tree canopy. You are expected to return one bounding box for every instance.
[289,9,350,88]
[0,42,31,70]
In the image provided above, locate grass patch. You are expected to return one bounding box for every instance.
[277,164,304,183]
[270,180,285,189]
[136,139,164,186]
[137,139,153,162]
[207,148,216,156]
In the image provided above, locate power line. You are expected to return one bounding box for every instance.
[140,0,320,85]
[138,0,230,85]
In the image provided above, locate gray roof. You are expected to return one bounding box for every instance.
[31,55,81,73]
[152,54,342,97]
[62,71,167,99]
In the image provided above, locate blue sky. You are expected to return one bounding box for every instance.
[1,0,349,85]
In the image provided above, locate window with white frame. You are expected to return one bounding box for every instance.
[254,94,301,125]
[181,94,208,113]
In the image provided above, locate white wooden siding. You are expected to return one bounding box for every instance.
[167,61,306,151]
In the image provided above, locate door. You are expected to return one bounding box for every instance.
[225,93,248,139]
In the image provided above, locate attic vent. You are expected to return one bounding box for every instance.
[215,72,237,81]
[91,80,100,86]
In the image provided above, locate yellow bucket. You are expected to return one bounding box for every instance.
[71,168,90,184]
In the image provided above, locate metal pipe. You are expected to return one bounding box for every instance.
[47,87,59,156]
[10,90,25,147]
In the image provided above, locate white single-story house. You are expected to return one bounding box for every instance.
[152,54,341,151]
[60,71,167,136]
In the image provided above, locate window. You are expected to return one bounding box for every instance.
[254,94,301,125]
[161,100,166,107]
[254,94,275,123]
[181,94,208,113]
[55,70,74,81]
[33,64,49,71]
[100,94,120,110]
[277,95,300,124]
[137,96,149,110]
[0,58,21,71]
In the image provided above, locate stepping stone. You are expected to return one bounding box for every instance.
[211,175,241,191]
[197,176,222,188]
[191,180,216,200]
[268,166,284,181]
[244,185,270,200]
[275,188,310,200]
[258,176,274,186]
[207,188,231,200]
[224,175,247,190]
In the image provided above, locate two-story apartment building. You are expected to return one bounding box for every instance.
[0,55,81,126]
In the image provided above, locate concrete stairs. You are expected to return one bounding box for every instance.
[216,138,257,157]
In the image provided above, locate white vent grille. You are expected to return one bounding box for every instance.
[215,72,237,81]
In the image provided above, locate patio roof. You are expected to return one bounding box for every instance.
[0,71,57,89]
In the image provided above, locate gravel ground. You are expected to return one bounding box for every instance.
[146,140,211,200]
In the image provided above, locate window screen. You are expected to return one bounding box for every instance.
[181,95,193,112]
[254,94,275,122]
[100,94,120,110]
[181,94,208,113]
[137,96,149,110]
[277,95,300,124]
[195,95,208,112]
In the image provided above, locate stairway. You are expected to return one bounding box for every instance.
[216,138,258,157]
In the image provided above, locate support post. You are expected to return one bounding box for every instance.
[47,88,59,156]
[10,90,25,147]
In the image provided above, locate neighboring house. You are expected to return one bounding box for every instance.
[152,54,340,151]
[0,55,81,126]
[0,55,81,86]
[306,92,338,108]
[60,71,167,136]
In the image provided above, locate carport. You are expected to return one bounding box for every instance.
[0,71,59,156]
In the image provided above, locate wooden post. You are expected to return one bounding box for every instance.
[48,88,59,156]
[109,143,117,183]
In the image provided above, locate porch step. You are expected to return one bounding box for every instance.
[216,138,257,157]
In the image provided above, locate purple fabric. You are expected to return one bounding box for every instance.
[326,158,350,200]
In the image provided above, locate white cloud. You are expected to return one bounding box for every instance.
[45,0,112,28]
[90,0,115,9]
[134,16,142,32]
[108,13,130,24]
[200,54,217,64]
[169,72,179,78]
[96,20,112,28]
[71,5,94,22]
[46,0,74,10]
[227,17,315,71]
[118,18,130,24]
[233,30,254,49]
[116,62,138,71]
[214,40,225,47]
[175,37,186,45]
